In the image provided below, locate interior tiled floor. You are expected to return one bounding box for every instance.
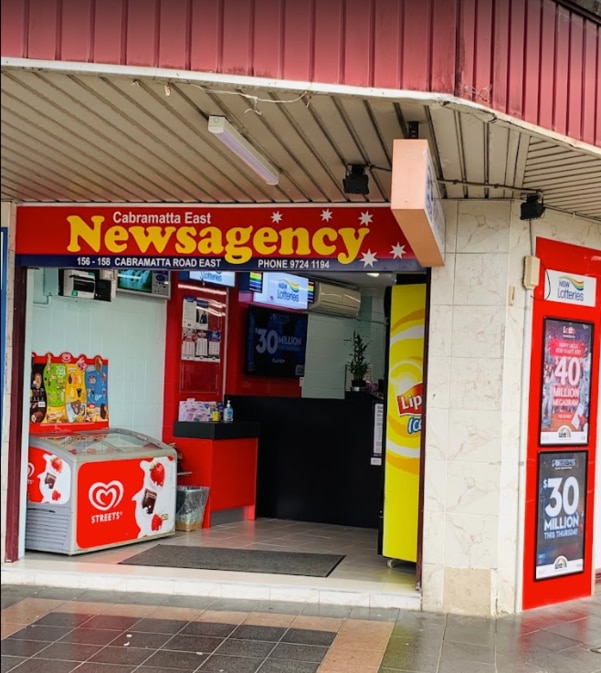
[82,518,414,581]
[7,519,418,609]
[2,584,600,673]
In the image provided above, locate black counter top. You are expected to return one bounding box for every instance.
[173,421,260,440]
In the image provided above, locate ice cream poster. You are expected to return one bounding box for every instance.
[539,319,593,446]
[29,352,109,432]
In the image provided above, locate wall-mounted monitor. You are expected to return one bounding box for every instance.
[116,270,170,299]
[245,305,308,378]
[252,272,309,310]
[185,271,236,287]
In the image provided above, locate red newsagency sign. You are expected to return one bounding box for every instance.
[15,205,419,272]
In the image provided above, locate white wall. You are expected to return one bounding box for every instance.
[302,288,387,399]
[29,269,167,438]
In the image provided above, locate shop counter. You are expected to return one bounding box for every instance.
[173,421,260,528]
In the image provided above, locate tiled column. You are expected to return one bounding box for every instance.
[1,201,17,564]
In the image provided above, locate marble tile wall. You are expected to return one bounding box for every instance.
[422,199,601,616]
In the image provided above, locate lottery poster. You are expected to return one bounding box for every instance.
[535,451,587,579]
[539,319,593,446]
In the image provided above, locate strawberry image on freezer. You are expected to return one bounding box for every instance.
[151,513,169,531]
[133,455,176,539]
[29,450,72,505]
[149,462,165,487]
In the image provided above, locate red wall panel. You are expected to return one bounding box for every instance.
[522,239,601,610]
[431,0,458,92]
[567,15,585,139]
[221,0,252,76]
[282,1,313,82]
[401,0,434,91]
[373,0,402,89]
[0,0,28,57]
[342,0,374,87]
[538,0,558,130]
[581,21,599,145]
[124,0,159,67]
[189,0,220,73]
[507,0,527,118]
[93,0,126,65]
[59,0,94,62]
[313,0,344,84]
[158,0,191,70]
[27,0,60,60]
[225,289,301,399]
[254,0,283,78]
[1,0,599,146]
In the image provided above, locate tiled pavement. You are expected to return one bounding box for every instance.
[1,584,600,673]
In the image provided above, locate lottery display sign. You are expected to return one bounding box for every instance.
[535,451,587,579]
[539,319,593,446]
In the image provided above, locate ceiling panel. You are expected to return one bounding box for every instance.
[1,67,600,223]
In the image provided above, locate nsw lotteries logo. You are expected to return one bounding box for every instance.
[556,275,586,304]
[276,279,301,303]
[89,481,124,511]
[560,275,585,292]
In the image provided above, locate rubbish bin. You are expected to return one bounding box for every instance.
[175,486,209,532]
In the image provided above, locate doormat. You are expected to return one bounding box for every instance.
[119,545,345,578]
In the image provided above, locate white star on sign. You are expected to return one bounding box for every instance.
[271,211,283,223]
[361,249,377,267]
[321,209,333,221]
[391,243,406,259]
[359,211,373,226]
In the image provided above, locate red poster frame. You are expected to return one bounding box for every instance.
[522,239,600,610]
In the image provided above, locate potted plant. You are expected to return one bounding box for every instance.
[348,331,369,390]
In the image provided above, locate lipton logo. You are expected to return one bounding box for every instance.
[88,481,124,511]
[396,383,423,416]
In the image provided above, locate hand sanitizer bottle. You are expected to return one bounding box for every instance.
[223,399,234,423]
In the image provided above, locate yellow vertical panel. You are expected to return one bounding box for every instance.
[382,283,426,562]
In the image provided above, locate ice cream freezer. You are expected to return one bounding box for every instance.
[26,427,177,555]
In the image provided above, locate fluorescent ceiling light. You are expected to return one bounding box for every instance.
[208,115,279,185]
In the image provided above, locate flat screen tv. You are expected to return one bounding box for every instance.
[245,305,308,378]
[116,270,170,298]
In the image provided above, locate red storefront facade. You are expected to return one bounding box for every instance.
[1,0,600,616]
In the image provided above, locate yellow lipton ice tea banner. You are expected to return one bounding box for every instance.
[383,283,426,562]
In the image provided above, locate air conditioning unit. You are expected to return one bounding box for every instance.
[309,282,361,318]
